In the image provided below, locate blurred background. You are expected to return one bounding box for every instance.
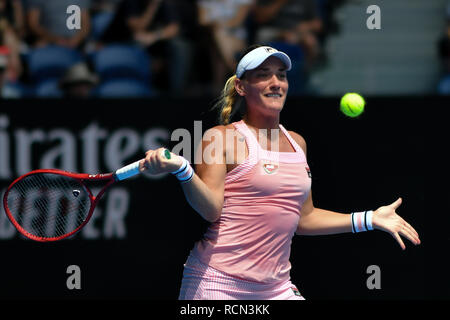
[0,0,447,302]
[0,0,448,98]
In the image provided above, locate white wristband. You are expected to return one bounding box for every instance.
[171,157,194,183]
[351,210,374,233]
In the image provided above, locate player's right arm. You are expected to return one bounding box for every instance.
[179,126,227,222]
[141,126,227,223]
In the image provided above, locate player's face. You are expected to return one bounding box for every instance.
[238,57,289,117]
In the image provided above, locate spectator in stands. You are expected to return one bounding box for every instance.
[0,0,25,38]
[59,62,98,98]
[438,15,450,74]
[27,0,91,49]
[437,3,450,94]
[0,46,8,96]
[0,0,25,81]
[253,0,323,68]
[90,0,122,14]
[100,0,181,93]
[167,0,198,96]
[197,0,254,93]
[0,45,20,97]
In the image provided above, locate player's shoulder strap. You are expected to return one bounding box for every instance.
[231,120,259,158]
[279,124,303,153]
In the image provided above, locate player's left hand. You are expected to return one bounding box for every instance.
[372,198,421,250]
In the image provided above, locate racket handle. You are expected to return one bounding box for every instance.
[115,149,171,181]
[115,160,141,181]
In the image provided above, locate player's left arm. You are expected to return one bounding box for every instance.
[289,131,421,250]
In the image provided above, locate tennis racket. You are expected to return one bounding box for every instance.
[3,149,172,242]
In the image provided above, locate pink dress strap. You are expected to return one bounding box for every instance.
[279,124,302,153]
[225,120,258,184]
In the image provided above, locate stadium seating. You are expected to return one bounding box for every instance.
[437,74,450,95]
[94,78,154,98]
[90,11,115,41]
[34,79,63,98]
[27,45,83,82]
[92,44,151,82]
[2,81,32,98]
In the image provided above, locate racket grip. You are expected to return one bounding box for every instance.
[115,160,141,181]
[115,150,171,181]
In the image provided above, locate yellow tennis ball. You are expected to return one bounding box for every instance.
[340,93,365,117]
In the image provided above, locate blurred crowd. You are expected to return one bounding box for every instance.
[437,1,450,94]
[0,0,345,98]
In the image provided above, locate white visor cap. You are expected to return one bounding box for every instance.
[235,46,292,78]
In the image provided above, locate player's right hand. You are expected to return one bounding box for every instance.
[139,148,183,175]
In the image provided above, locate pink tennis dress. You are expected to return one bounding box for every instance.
[179,120,311,300]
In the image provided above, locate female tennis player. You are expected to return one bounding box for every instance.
[139,44,421,300]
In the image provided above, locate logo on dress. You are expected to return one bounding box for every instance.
[263,163,278,174]
[306,167,312,178]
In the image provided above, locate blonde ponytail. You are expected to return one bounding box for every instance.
[214,75,244,125]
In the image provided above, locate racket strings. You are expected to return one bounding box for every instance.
[28,174,79,236]
[6,173,91,239]
[15,175,54,230]
[11,174,87,237]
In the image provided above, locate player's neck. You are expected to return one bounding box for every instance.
[243,113,280,130]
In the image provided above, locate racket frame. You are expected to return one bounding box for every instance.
[3,150,170,242]
[3,169,118,242]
